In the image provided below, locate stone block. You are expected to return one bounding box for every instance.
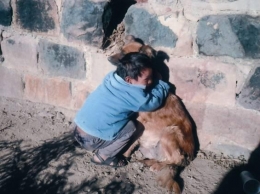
[237,65,260,111]
[61,0,106,47]
[89,52,116,88]
[1,35,38,72]
[24,75,72,108]
[38,39,86,79]
[235,64,252,94]
[24,74,45,103]
[158,11,193,56]
[16,0,59,34]
[45,78,72,108]
[203,105,260,154]
[229,15,260,59]
[181,0,260,22]
[185,101,260,158]
[167,58,237,106]
[0,66,24,99]
[197,15,245,58]
[0,0,12,26]
[71,81,90,110]
[124,5,178,48]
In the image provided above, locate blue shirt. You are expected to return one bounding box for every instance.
[74,71,170,140]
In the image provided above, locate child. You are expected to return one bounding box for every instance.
[74,52,170,168]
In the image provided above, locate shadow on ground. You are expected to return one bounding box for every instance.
[214,143,260,194]
[0,133,136,194]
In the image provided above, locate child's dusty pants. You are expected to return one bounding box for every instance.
[74,120,136,159]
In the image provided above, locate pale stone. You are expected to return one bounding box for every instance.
[71,81,90,110]
[185,101,260,158]
[89,52,116,89]
[158,11,193,56]
[1,35,38,73]
[181,0,260,22]
[167,58,237,106]
[0,66,24,99]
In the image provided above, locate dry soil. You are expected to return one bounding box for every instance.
[0,97,258,194]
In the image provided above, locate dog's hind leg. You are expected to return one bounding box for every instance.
[140,160,182,194]
[158,167,182,194]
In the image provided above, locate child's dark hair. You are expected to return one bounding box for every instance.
[116,52,152,80]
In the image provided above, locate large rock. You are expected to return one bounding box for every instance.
[124,5,178,48]
[167,58,236,106]
[61,0,107,47]
[16,0,58,34]
[1,35,38,72]
[181,0,260,22]
[0,0,12,26]
[197,15,245,58]
[185,101,260,158]
[24,75,72,108]
[238,65,260,111]
[38,40,86,79]
[158,10,193,56]
[229,15,260,59]
[0,66,24,99]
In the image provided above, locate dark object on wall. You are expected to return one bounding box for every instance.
[0,0,12,26]
[16,0,55,32]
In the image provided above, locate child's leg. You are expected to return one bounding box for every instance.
[74,121,136,167]
[93,120,136,165]
[74,126,106,152]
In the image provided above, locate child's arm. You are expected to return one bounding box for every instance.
[138,79,170,112]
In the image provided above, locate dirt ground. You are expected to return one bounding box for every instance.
[0,97,259,194]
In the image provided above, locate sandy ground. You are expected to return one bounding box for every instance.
[0,97,259,194]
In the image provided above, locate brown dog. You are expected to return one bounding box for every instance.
[108,35,195,194]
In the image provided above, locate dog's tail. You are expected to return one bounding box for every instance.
[157,166,182,194]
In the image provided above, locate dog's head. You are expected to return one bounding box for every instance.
[107,35,157,66]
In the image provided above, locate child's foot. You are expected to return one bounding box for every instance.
[91,152,127,168]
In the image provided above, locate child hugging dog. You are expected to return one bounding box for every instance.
[73,52,170,168]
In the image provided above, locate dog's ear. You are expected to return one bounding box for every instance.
[107,42,143,66]
[140,45,157,59]
[107,52,124,66]
[122,42,143,54]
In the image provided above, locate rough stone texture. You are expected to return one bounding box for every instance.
[71,81,90,110]
[182,0,260,22]
[235,64,252,94]
[158,10,193,56]
[1,35,38,72]
[197,15,245,58]
[185,101,260,158]
[38,40,86,79]
[141,0,178,16]
[229,15,260,59]
[124,5,178,48]
[89,52,116,88]
[0,66,24,99]
[168,58,236,106]
[0,0,12,26]
[24,75,71,108]
[16,0,58,34]
[61,0,106,47]
[238,65,260,111]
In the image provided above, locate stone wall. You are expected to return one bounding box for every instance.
[0,0,260,159]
